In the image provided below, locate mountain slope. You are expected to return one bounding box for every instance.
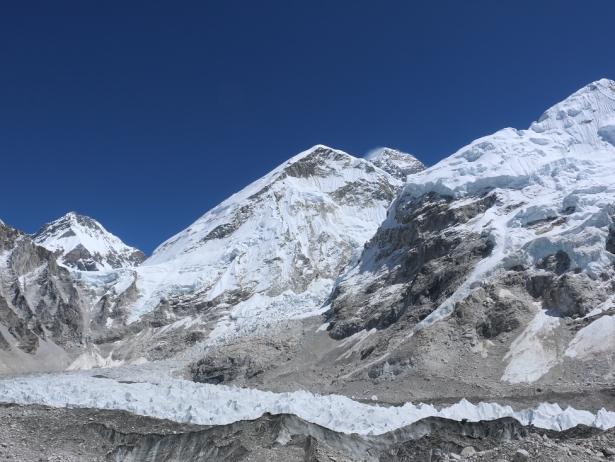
[320,78,615,393]
[32,212,145,271]
[71,145,406,365]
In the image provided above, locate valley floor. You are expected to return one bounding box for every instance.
[3,314,615,460]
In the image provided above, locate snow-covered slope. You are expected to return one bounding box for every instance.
[366,147,425,181]
[327,78,615,386]
[140,146,399,331]
[76,145,403,363]
[32,212,145,271]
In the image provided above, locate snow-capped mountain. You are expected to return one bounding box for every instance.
[135,146,401,329]
[6,81,615,460]
[366,147,425,181]
[32,212,145,271]
[325,78,615,390]
[66,145,407,366]
[4,78,615,397]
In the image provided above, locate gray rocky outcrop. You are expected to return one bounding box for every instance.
[327,191,497,340]
[0,222,87,362]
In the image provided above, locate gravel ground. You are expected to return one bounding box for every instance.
[5,402,615,461]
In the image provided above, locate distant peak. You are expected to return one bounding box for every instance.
[365,147,415,160]
[32,212,145,271]
[40,212,103,234]
[365,147,425,181]
[364,147,390,161]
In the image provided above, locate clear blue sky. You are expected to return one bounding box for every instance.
[2,1,615,254]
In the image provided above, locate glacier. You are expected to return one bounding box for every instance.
[1,371,614,435]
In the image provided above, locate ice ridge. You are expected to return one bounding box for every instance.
[0,373,614,435]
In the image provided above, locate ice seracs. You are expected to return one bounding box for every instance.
[32,211,146,271]
[1,372,614,434]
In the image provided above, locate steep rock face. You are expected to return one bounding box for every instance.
[0,222,88,372]
[328,191,496,340]
[366,148,425,181]
[326,79,615,385]
[32,212,145,271]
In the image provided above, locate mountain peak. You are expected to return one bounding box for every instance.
[530,78,615,138]
[404,79,615,200]
[137,144,401,334]
[32,212,145,271]
[365,147,425,181]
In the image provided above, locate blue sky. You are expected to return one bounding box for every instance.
[2,1,615,254]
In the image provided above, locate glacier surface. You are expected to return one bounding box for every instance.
[1,372,615,435]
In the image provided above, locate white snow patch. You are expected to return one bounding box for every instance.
[502,308,561,383]
[565,314,615,359]
[67,351,148,371]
